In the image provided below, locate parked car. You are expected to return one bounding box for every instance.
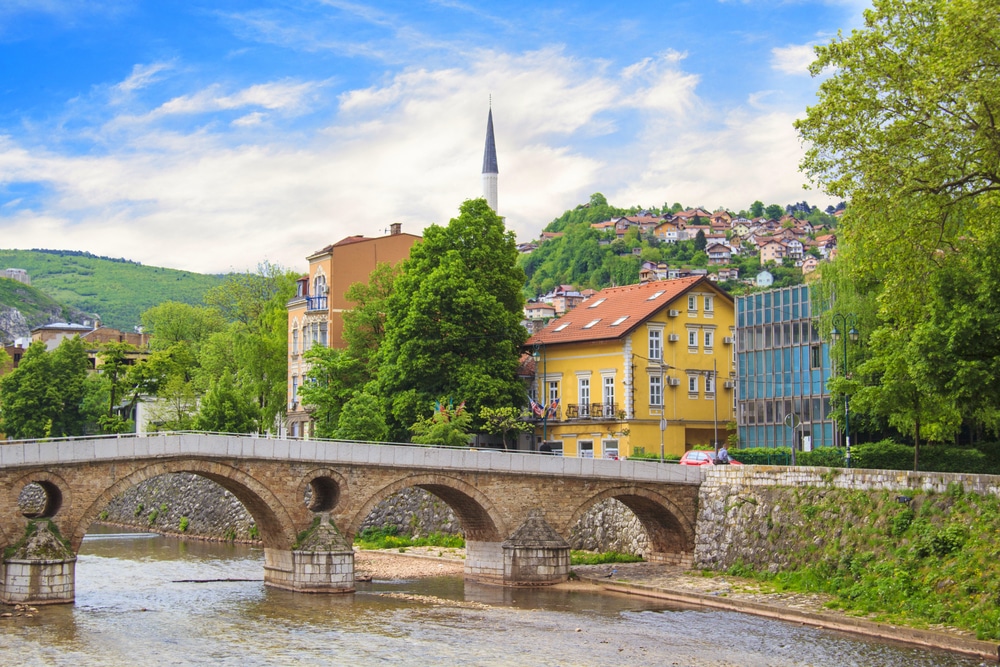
[678,450,742,466]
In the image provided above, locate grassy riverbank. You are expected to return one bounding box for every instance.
[725,484,1000,640]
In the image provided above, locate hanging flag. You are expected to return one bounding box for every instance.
[529,397,544,417]
[546,397,560,418]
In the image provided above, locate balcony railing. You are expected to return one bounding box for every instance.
[563,403,620,420]
[306,296,328,311]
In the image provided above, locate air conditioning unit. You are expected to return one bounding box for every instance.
[667,377,681,386]
[723,336,734,345]
[668,309,680,317]
[668,333,680,342]
[723,380,734,389]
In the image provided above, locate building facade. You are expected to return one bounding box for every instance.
[285,225,420,437]
[735,284,836,450]
[525,276,736,459]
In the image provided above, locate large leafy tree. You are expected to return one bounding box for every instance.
[798,0,1000,447]
[194,370,259,433]
[0,338,93,438]
[378,198,528,438]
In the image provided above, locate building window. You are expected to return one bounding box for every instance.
[292,327,299,355]
[649,329,662,360]
[603,376,615,416]
[313,274,327,296]
[291,375,299,404]
[579,440,594,459]
[603,439,619,459]
[810,344,822,369]
[578,378,590,416]
[704,295,714,312]
[688,329,698,348]
[650,375,662,407]
[688,375,698,394]
[705,373,714,394]
[548,381,559,403]
[688,295,697,311]
[704,330,714,349]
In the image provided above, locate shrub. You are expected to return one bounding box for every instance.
[134,503,144,517]
[179,516,190,532]
[570,550,643,566]
[147,510,158,525]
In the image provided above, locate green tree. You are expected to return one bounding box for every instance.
[378,199,527,438]
[749,200,764,218]
[298,347,367,438]
[798,0,1000,445]
[0,348,11,375]
[342,262,400,374]
[479,406,532,450]
[141,302,226,354]
[195,370,259,433]
[410,401,473,447]
[765,204,785,220]
[694,230,707,251]
[334,389,389,442]
[0,338,91,438]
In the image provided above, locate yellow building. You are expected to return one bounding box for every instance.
[525,276,735,459]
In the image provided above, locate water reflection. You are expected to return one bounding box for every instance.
[0,530,983,667]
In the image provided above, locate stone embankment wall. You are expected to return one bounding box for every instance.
[89,472,646,552]
[694,465,1000,571]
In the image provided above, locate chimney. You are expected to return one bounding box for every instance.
[390,223,402,236]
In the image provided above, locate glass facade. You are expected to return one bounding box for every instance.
[736,285,835,449]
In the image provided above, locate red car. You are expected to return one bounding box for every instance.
[678,450,742,466]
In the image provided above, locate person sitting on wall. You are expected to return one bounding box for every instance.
[538,442,553,455]
[716,445,730,465]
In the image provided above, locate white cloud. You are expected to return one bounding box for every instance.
[116,62,173,94]
[0,47,832,278]
[771,43,817,75]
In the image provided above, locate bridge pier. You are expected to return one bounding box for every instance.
[263,514,355,594]
[0,520,76,605]
[466,511,570,587]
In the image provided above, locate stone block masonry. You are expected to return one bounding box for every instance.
[694,465,1000,570]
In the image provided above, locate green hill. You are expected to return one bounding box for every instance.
[0,278,92,342]
[0,249,225,331]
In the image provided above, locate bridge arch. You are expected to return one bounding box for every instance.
[347,473,507,542]
[567,486,696,557]
[72,460,299,552]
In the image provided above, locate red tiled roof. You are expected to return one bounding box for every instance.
[526,276,730,347]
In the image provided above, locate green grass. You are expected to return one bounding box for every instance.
[570,550,644,566]
[723,488,1000,641]
[353,525,465,550]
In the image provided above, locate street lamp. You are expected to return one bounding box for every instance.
[831,314,859,468]
[532,342,548,443]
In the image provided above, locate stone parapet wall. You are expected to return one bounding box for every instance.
[702,465,1000,496]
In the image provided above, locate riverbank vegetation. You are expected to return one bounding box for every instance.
[353,526,464,551]
[570,550,644,566]
[725,484,1000,640]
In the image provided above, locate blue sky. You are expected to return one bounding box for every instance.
[0,0,867,273]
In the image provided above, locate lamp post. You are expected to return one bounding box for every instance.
[532,342,547,443]
[831,314,859,468]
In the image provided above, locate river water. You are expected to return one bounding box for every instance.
[0,530,983,666]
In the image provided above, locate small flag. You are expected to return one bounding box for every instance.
[546,397,560,418]
[529,397,544,417]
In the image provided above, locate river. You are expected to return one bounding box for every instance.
[0,529,983,666]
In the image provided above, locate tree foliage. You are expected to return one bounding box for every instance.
[195,370,259,433]
[0,339,94,438]
[378,199,527,438]
[800,0,1000,453]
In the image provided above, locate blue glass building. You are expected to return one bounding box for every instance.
[735,285,836,450]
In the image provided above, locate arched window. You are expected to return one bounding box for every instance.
[313,274,327,296]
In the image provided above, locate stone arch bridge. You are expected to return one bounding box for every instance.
[0,434,704,604]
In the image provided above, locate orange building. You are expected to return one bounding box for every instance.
[286,223,420,437]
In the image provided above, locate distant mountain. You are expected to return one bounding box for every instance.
[0,278,92,342]
[0,249,225,332]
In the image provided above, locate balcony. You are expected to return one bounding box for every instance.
[306,296,328,312]
[563,403,620,420]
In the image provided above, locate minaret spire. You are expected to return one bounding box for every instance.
[482,102,499,212]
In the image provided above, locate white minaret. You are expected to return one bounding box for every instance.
[482,105,499,213]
